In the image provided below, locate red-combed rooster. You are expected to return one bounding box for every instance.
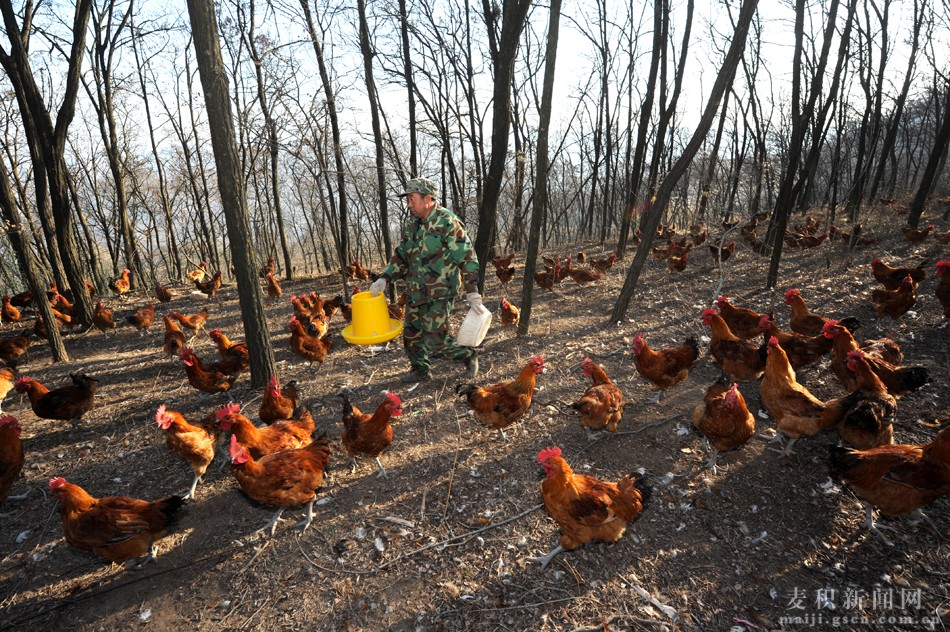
[339,391,403,477]
[14,374,98,426]
[529,446,651,569]
[692,380,755,470]
[259,375,299,424]
[570,358,625,441]
[829,424,950,546]
[456,356,545,440]
[49,477,184,567]
[155,405,221,500]
[229,433,331,535]
[630,332,699,403]
[217,403,313,459]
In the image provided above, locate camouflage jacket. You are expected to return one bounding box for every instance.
[381,206,479,307]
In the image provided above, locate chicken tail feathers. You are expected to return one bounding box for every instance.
[338,391,354,416]
[896,366,930,392]
[838,316,862,333]
[827,444,859,477]
[619,472,652,506]
[455,383,477,398]
[684,336,700,357]
[159,495,187,521]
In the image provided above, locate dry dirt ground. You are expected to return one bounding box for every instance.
[0,210,948,632]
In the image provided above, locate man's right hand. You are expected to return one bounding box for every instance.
[369,278,387,296]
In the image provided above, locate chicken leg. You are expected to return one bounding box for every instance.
[527,544,565,570]
[375,457,388,478]
[863,502,896,547]
[292,500,316,531]
[183,475,202,501]
[259,507,285,536]
[584,427,608,443]
[646,391,664,405]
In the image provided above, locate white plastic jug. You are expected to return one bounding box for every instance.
[457,304,492,347]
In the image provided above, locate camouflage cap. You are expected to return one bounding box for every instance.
[400,177,438,198]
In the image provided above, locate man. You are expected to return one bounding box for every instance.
[370,177,481,383]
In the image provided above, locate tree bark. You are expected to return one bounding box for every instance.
[186,0,276,388]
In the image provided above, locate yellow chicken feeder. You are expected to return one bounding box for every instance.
[342,291,403,345]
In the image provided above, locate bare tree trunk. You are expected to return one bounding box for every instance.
[241,0,293,280]
[86,0,144,288]
[617,0,663,258]
[397,0,417,177]
[0,0,95,328]
[519,0,560,337]
[300,0,350,269]
[610,0,758,321]
[186,0,276,388]
[473,0,533,293]
[0,157,67,360]
[357,0,393,264]
[908,77,950,227]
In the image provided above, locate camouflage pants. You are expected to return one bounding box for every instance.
[403,297,474,373]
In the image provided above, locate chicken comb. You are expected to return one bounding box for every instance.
[179,347,194,358]
[537,446,561,464]
[268,374,280,389]
[580,357,594,372]
[13,376,31,388]
[529,356,544,365]
[386,392,402,408]
[937,260,950,269]
[0,414,18,428]
[216,402,241,419]
[155,404,168,425]
[716,295,729,304]
[700,307,718,319]
[784,288,800,298]
[49,477,66,491]
[822,319,839,331]
[768,336,780,347]
[870,258,882,266]
[209,328,221,337]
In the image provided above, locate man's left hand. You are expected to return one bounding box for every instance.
[466,292,483,309]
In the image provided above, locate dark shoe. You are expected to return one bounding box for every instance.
[400,370,432,384]
[464,354,479,379]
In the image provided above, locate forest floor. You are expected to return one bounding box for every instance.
[0,207,948,632]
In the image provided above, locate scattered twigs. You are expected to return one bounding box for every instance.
[299,503,545,576]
